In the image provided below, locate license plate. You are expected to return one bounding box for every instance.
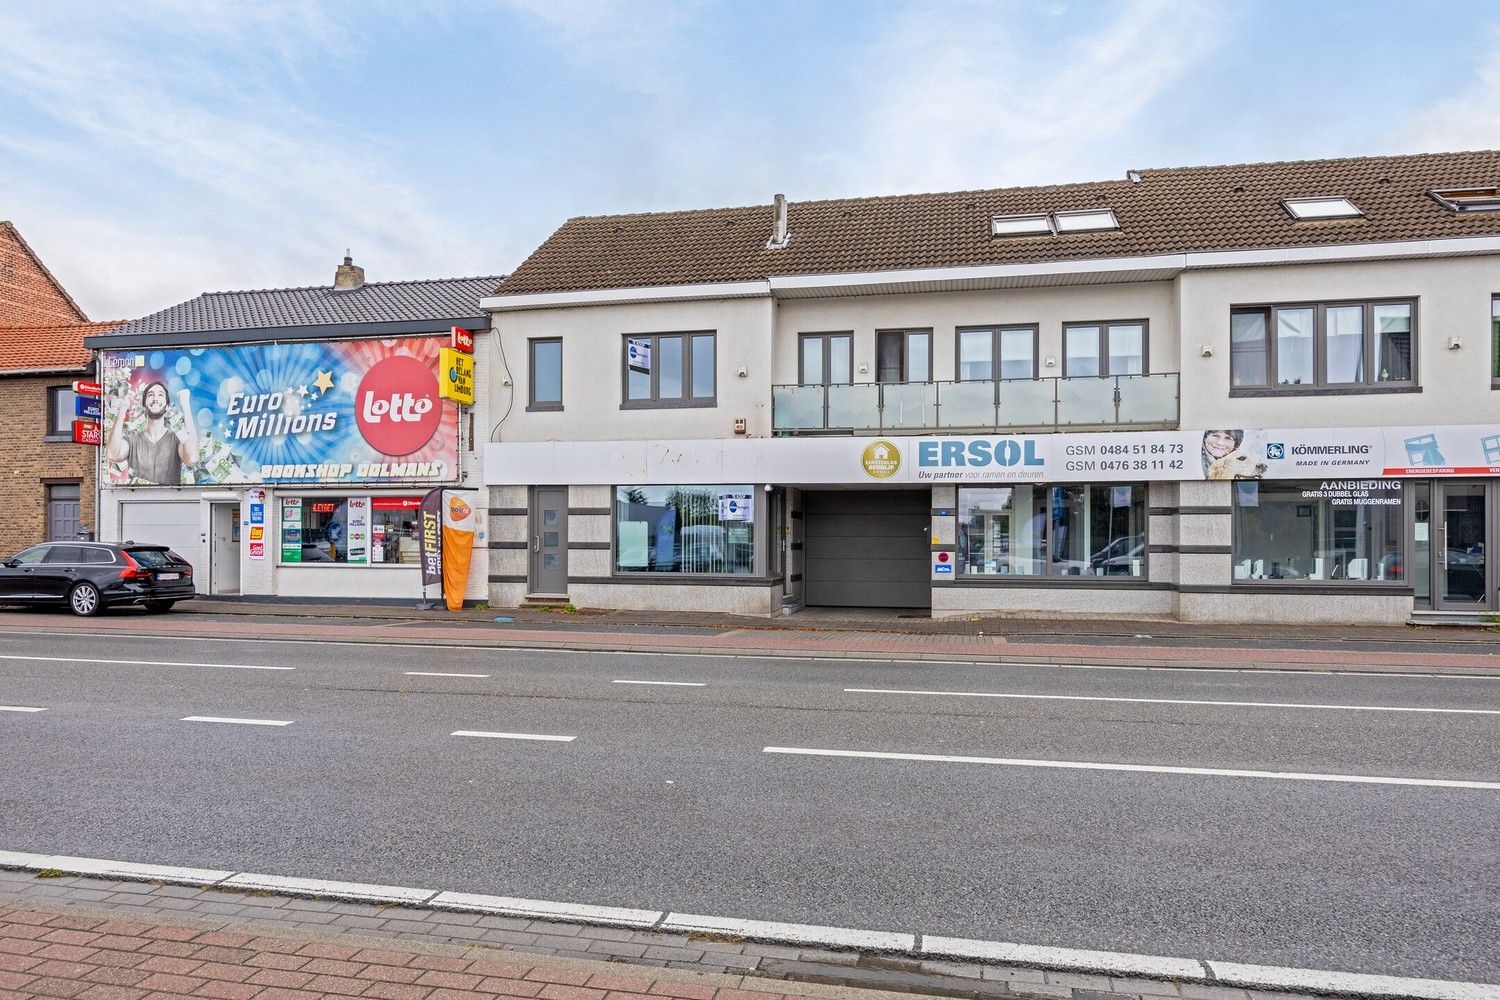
[159,573,180,581]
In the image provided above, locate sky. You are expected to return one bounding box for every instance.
[0,0,1496,321]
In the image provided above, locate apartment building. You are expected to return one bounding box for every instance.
[481,151,1500,624]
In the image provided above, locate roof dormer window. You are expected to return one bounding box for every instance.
[1430,187,1500,212]
[1053,209,1119,233]
[990,214,1052,237]
[1283,197,1362,220]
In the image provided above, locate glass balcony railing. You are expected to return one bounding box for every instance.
[771,373,1179,434]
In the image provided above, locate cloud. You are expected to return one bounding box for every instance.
[840,0,1228,195]
[1390,25,1500,154]
[0,1,457,319]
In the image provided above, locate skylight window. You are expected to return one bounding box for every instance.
[1053,209,1120,233]
[1430,188,1500,212]
[991,214,1051,237]
[1283,197,1362,220]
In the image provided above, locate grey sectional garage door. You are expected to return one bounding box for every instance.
[803,490,930,609]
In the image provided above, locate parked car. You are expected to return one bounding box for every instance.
[0,542,194,616]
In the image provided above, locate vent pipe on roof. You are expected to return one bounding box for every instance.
[1126,170,1142,184]
[766,194,791,249]
[333,250,365,290]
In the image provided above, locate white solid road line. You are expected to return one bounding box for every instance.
[612,679,706,687]
[450,730,575,742]
[0,653,291,671]
[844,687,1500,716]
[404,671,492,678]
[0,706,46,713]
[181,716,295,727]
[763,746,1500,790]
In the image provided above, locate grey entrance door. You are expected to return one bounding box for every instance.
[1434,481,1494,611]
[803,490,930,608]
[530,488,569,596]
[47,483,81,540]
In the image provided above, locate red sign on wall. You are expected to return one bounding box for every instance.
[72,380,102,397]
[449,327,475,355]
[72,419,102,445]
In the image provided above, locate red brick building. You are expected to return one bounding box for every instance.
[0,220,122,555]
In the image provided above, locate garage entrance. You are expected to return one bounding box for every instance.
[802,490,930,609]
[120,500,205,594]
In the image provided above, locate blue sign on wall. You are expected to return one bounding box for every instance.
[75,396,102,420]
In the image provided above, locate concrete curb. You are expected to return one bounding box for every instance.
[2,850,1494,1000]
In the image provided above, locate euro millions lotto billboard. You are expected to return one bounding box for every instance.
[101,338,460,486]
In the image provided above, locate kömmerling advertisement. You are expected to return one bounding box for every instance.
[101,338,460,486]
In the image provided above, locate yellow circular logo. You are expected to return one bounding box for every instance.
[861,440,901,479]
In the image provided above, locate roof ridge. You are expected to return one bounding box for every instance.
[198,274,505,298]
[1133,148,1500,177]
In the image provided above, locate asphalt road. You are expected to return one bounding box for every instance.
[0,624,1496,983]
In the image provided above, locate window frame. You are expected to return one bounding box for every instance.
[620,331,717,409]
[1061,319,1150,378]
[1491,294,1499,389]
[611,484,766,579]
[875,328,933,383]
[527,337,563,412]
[798,331,854,386]
[46,385,77,440]
[954,324,1040,382]
[1228,298,1419,396]
[955,482,1150,584]
[1230,479,1410,589]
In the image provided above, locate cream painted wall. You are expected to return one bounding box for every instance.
[772,281,1180,385]
[487,297,775,442]
[1178,255,1500,429]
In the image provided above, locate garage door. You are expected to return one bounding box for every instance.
[120,501,205,593]
[803,490,930,608]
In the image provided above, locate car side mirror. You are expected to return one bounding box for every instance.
[2,559,17,568]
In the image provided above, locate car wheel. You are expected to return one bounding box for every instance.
[144,600,176,614]
[68,582,103,617]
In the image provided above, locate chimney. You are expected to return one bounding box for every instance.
[766,193,790,249]
[333,251,365,290]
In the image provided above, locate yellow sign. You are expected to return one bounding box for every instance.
[249,525,264,541]
[439,347,475,406]
[861,439,901,479]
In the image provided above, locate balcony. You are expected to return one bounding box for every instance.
[771,373,1179,435]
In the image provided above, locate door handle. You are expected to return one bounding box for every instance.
[532,535,540,552]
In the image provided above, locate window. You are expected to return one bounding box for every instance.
[47,386,77,438]
[1491,295,1499,386]
[958,484,1145,578]
[1230,300,1416,390]
[529,339,562,410]
[957,326,1037,381]
[990,210,1119,237]
[1431,188,1500,212]
[800,332,852,386]
[623,332,715,407]
[1283,197,1362,220]
[614,485,756,575]
[8,545,50,566]
[1234,480,1405,583]
[371,497,423,564]
[991,214,1051,237]
[876,329,931,383]
[1063,321,1147,377]
[279,496,421,565]
[1053,209,1119,233]
[44,544,112,565]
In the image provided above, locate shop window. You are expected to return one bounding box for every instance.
[529,338,563,410]
[614,485,755,575]
[1230,300,1416,391]
[279,496,422,565]
[623,332,716,407]
[1062,321,1146,377]
[1233,480,1405,582]
[47,386,77,438]
[958,483,1145,578]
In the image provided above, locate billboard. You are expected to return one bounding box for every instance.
[101,338,460,486]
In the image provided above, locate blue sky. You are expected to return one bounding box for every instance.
[1,0,1494,320]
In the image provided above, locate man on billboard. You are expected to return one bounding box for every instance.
[105,380,200,485]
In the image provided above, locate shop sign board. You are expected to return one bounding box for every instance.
[72,419,102,445]
[627,338,651,375]
[417,489,443,588]
[449,327,476,354]
[100,338,459,487]
[75,396,102,420]
[717,492,754,521]
[73,380,102,397]
[438,347,475,405]
[485,423,1500,486]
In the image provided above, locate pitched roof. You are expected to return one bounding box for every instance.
[106,275,504,338]
[0,220,90,325]
[0,320,122,374]
[497,150,1500,296]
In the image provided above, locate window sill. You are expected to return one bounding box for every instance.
[1229,384,1420,398]
[42,434,73,442]
[620,399,717,410]
[526,403,564,412]
[948,574,1155,587]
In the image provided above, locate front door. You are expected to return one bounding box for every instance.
[530,487,568,597]
[209,503,242,595]
[1433,481,1494,611]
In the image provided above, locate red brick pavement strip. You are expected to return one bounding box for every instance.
[0,900,909,1000]
[3,613,1497,673]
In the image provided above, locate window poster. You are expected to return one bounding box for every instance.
[280,498,303,562]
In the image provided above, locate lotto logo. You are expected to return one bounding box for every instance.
[355,355,440,456]
[1265,442,1285,460]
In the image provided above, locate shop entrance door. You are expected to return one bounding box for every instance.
[529,487,568,597]
[209,503,241,596]
[1432,481,1494,612]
